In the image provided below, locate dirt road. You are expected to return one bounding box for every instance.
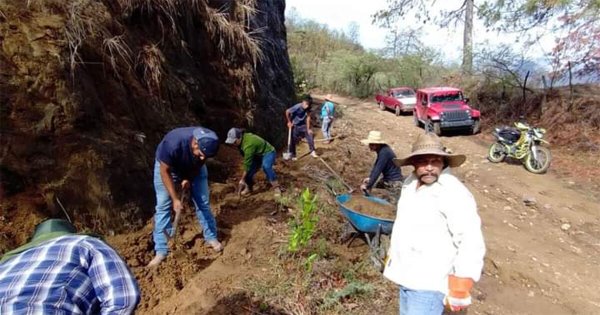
[108,95,600,314]
[334,95,600,314]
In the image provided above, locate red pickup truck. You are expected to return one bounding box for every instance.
[413,87,480,135]
[375,87,417,116]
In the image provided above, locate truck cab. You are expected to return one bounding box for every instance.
[413,87,480,135]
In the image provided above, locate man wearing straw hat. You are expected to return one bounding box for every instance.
[383,133,485,314]
[320,94,336,144]
[359,130,404,203]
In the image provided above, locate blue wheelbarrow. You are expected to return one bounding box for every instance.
[335,193,395,271]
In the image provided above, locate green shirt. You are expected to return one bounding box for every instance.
[240,133,275,171]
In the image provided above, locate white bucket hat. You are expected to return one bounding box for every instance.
[360,131,387,145]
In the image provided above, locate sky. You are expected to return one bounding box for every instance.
[285,0,559,65]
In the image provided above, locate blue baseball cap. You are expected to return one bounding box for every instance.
[192,127,220,158]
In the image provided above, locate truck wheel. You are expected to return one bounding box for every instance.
[395,106,401,116]
[432,121,441,136]
[378,102,385,111]
[471,119,481,134]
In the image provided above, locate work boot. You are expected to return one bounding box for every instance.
[310,151,319,158]
[147,254,166,267]
[207,239,223,252]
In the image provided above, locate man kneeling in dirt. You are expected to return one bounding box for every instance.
[384,133,486,314]
[0,219,140,314]
[148,127,222,267]
[225,128,284,197]
[360,130,404,204]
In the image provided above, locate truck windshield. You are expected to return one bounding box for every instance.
[431,93,463,102]
[393,90,415,98]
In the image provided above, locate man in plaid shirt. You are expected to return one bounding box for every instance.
[0,219,140,314]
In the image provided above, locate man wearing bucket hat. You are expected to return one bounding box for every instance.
[383,133,485,314]
[320,94,336,144]
[0,219,140,313]
[359,131,404,203]
[285,94,318,159]
[148,126,222,267]
[224,128,284,196]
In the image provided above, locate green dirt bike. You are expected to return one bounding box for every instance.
[488,122,552,174]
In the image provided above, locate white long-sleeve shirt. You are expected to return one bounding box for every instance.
[383,168,485,294]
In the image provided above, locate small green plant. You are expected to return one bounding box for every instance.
[304,253,318,272]
[288,188,318,253]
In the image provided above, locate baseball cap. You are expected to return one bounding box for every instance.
[225,128,242,144]
[192,127,220,158]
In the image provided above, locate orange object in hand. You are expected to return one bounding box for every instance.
[444,275,474,312]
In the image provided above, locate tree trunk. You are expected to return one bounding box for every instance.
[462,0,474,75]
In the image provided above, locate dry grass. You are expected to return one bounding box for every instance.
[102,35,133,76]
[136,43,164,96]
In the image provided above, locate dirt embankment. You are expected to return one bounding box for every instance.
[0,0,294,246]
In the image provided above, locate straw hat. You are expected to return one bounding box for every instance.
[360,131,387,145]
[394,133,466,167]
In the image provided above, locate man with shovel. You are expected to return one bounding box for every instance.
[285,94,318,160]
[360,130,404,203]
[224,128,284,197]
[384,133,485,314]
[148,127,222,267]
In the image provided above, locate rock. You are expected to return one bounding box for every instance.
[528,291,535,297]
[128,257,141,268]
[483,189,489,194]
[561,223,571,231]
[568,181,575,185]
[506,197,516,203]
[523,196,537,206]
[503,206,512,211]
[543,204,552,210]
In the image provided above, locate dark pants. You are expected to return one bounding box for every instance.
[289,125,315,156]
[244,151,277,187]
[374,180,403,204]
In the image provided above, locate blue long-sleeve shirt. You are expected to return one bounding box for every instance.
[0,235,140,314]
[367,145,404,189]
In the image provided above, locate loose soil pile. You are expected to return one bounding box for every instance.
[343,195,395,220]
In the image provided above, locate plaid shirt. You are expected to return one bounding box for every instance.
[0,235,140,314]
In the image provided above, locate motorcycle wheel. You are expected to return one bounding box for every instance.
[488,142,507,163]
[524,146,552,174]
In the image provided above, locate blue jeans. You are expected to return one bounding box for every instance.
[152,161,218,256]
[321,117,332,140]
[290,124,315,156]
[244,151,277,186]
[399,286,445,315]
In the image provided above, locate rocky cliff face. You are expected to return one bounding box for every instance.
[0,0,294,237]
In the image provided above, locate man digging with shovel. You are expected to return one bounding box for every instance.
[224,128,284,197]
[147,127,223,267]
[285,94,318,160]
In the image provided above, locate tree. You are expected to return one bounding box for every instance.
[347,21,360,44]
[373,0,476,74]
[478,0,600,80]
[384,27,424,58]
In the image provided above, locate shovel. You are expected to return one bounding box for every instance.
[282,126,293,160]
[318,157,354,193]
